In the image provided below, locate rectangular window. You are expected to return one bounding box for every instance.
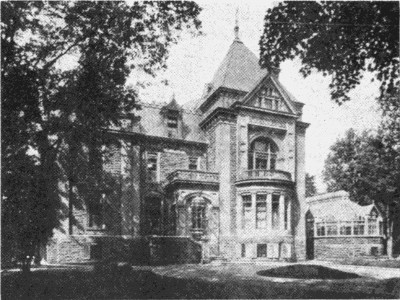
[191,205,205,230]
[340,222,352,235]
[146,152,158,182]
[316,223,325,236]
[272,194,280,229]
[379,221,384,235]
[241,244,246,258]
[284,197,289,230]
[189,157,199,170]
[265,98,273,109]
[167,115,178,128]
[257,244,267,258]
[256,194,267,229]
[88,202,103,228]
[242,195,252,229]
[326,222,338,236]
[353,220,365,235]
[368,218,377,235]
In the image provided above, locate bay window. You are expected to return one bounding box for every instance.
[191,197,206,231]
[242,195,252,229]
[248,138,277,171]
[256,194,267,229]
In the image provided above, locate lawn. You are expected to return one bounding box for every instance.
[333,258,400,269]
[2,263,400,299]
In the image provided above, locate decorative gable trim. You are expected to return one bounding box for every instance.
[241,75,297,115]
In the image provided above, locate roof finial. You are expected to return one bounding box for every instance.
[234,8,240,41]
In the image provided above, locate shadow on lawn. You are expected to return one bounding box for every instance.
[2,263,400,299]
[257,264,361,279]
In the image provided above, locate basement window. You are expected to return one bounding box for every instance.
[257,244,267,258]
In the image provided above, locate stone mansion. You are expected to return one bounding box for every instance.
[47,26,311,264]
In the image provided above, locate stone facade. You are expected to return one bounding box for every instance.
[47,28,310,264]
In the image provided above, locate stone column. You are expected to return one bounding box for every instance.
[251,193,256,230]
[279,194,285,231]
[267,193,272,232]
[237,194,242,233]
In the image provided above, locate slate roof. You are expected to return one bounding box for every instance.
[307,191,379,222]
[131,101,206,143]
[207,39,268,95]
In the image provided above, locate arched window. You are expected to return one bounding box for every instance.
[190,196,207,231]
[248,138,278,170]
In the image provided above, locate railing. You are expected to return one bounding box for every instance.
[240,169,292,182]
[167,169,219,184]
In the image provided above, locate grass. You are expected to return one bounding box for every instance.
[257,264,361,279]
[2,263,400,299]
[334,258,400,269]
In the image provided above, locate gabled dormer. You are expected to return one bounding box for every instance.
[239,76,299,116]
[161,94,182,138]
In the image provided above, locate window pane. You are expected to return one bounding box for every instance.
[241,244,246,258]
[272,194,280,229]
[256,195,267,229]
[326,222,338,235]
[191,205,205,230]
[354,220,365,235]
[242,195,252,229]
[257,244,267,257]
[340,222,352,235]
[167,115,178,128]
[189,157,198,170]
[368,217,377,235]
[147,152,158,181]
[316,223,325,236]
[284,197,289,230]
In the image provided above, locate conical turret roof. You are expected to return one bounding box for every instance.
[208,39,268,94]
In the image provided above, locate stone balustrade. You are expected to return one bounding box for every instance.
[240,169,292,182]
[167,169,219,184]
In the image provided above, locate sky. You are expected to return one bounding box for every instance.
[127,1,382,192]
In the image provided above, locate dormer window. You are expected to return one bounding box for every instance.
[167,115,178,128]
[257,87,283,111]
[189,156,199,170]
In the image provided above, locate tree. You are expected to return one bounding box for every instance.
[323,129,400,257]
[305,173,317,197]
[260,1,399,104]
[1,1,201,271]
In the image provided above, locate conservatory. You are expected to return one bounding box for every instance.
[306,191,385,260]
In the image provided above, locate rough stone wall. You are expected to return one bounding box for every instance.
[314,237,384,259]
[294,126,307,260]
[229,123,237,235]
[215,121,235,252]
[46,236,147,264]
[159,149,188,181]
[148,236,202,265]
[206,126,217,172]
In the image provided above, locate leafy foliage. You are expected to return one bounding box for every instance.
[1,1,201,268]
[305,173,317,197]
[260,1,399,104]
[323,129,400,254]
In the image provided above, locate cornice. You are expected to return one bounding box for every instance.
[232,102,298,119]
[105,129,208,149]
[199,107,237,130]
